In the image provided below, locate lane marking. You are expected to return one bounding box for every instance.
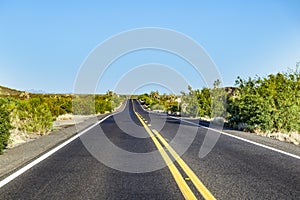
[135,99,300,160]
[169,116,300,160]
[134,111,197,200]
[152,129,216,200]
[0,100,128,188]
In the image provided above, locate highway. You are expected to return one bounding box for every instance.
[0,99,299,199]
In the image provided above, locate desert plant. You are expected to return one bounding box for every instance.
[72,95,95,115]
[11,98,53,135]
[227,66,300,133]
[0,98,13,154]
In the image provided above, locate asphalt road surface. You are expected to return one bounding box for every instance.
[0,99,299,199]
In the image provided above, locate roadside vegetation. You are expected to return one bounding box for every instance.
[138,91,179,113]
[0,98,12,154]
[228,69,300,133]
[1,65,299,153]
[138,65,300,144]
[0,91,124,154]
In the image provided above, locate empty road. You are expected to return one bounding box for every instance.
[0,99,299,199]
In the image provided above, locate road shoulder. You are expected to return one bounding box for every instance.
[222,129,300,158]
[0,114,110,180]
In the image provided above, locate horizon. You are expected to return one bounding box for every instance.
[1,62,299,95]
[1,1,300,94]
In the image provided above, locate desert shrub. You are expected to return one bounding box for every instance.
[0,98,13,154]
[167,102,179,113]
[138,94,154,106]
[227,66,300,133]
[196,87,211,117]
[150,103,165,111]
[72,95,95,115]
[228,91,273,132]
[45,96,72,118]
[95,98,111,114]
[11,98,53,135]
[95,93,124,114]
[110,94,123,111]
[210,80,227,118]
[180,86,199,117]
[73,93,124,115]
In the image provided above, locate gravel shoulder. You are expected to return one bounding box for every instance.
[222,129,300,157]
[0,114,109,180]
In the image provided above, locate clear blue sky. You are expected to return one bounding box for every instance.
[0,0,299,94]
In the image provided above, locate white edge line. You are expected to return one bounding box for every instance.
[170,116,300,160]
[136,99,300,160]
[0,100,128,188]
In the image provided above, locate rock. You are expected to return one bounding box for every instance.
[277,134,285,142]
[290,133,300,145]
[290,138,299,145]
[7,129,28,148]
[56,114,74,121]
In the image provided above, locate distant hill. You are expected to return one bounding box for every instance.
[26,89,47,94]
[0,85,23,96]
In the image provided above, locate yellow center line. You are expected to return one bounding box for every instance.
[135,111,197,200]
[132,100,196,200]
[152,129,216,200]
[132,99,216,200]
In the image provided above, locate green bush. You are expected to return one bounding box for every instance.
[43,95,72,118]
[11,98,53,135]
[95,98,111,114]
[227,67,300,133]
[150,103,165,111]
[138,65,300,135]
[138,94,154,106]
[210,81,227,118]
[0,98,13,154]
[167,102,179,113]
[181,86,199,117]
[95,93,124,114]
[196,87,211,117]
[72,95,95,115]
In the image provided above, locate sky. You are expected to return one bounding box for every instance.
[0,0,299,94]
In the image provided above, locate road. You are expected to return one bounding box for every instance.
[0,99,299,199]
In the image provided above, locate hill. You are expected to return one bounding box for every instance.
[0,85,23,96]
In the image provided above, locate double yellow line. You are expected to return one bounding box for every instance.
[132,100,216,200]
